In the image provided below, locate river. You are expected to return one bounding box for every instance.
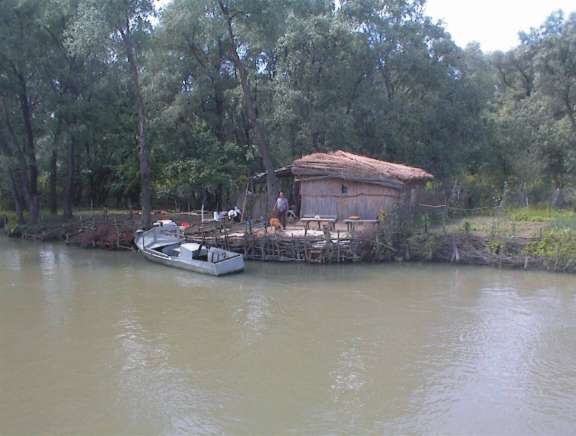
[1,237,575,435]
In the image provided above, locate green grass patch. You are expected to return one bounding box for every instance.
[506,207,575,223]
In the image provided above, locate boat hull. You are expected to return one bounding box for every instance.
[135,230,245,276]
[139,247,244,276]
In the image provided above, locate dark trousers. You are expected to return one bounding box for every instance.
[277,210,287,229]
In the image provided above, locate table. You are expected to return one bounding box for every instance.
[301,217,337,235]
[344,219,379,233]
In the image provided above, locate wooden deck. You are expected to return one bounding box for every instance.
[183,219,385,264]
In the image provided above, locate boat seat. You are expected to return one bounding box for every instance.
[181,243,201,252]
[162,244,181,256]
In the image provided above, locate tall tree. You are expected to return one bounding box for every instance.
[0,0,49,224]
[536,12,576,132]
[0,98,28,223]
[216,0,278,208]
[67,0,155,227]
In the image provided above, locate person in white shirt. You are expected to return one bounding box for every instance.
[228,206,241,222]
[274,192,289,229]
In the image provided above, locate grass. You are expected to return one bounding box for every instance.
[432,207,576,239]
[506,207,575,223]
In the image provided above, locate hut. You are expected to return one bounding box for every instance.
[292,150,433,220]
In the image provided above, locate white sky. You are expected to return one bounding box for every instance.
[425,0,576,52]
[155,0,575,53]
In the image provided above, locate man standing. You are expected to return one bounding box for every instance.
[275,191,289,230]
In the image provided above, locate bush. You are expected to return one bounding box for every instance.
[0,210,23,231]
[525,228,576,259]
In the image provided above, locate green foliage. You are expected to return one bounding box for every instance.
[0,210,23,231]
[486,238,506,255]
[423,233,439,260]
[525,228,576,259]
[377,208,387,224]
[485,12,576,205]
[461,221,477,233]
[158,141,252,199]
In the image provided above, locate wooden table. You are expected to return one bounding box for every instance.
[301,217,337,235]
[344,219,379,233]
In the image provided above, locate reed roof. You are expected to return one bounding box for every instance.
[292,150,433,185]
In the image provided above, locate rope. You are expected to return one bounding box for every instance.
[419,204,501,212]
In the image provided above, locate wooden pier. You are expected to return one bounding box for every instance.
[185,222,379,264]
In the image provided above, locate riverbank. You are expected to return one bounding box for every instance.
[4,213,139,249]
[4,208,576,273]
[190,226,576,273]
[2,210,203,250]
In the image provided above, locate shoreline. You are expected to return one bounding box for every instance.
[4,215,575,274]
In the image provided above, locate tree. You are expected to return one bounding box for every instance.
[67,0,155,227]
[0,0,50,224]
[215,0,279,209]
[535,12,576,132]
[0,97,28,223]
[1,0,575,219]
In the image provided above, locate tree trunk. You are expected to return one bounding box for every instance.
[121,28,151,229]
[63,135,74,220]
[521,180,529,208]
[565,99,576,132]
[0,101,28,223]
[9,172,25,224]
[49,148,58,215]
[218,1,277,211]
[214,38,226,142]
[18,80,40,224]
[214,81,226,142]
[49,122,62,215]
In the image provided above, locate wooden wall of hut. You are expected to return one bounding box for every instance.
[299,178,400,219]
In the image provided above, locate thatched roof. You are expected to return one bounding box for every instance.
[292,151,433,187]
[251,166,293,183]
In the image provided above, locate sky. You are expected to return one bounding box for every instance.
[424,0,576,52]
[155,0,575,53]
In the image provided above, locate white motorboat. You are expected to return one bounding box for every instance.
[134,222,244,276]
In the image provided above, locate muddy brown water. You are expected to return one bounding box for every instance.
[1,237,576,435]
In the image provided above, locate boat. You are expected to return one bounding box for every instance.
[134,221,244,276]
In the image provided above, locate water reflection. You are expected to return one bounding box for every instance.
[234,292,272,346]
